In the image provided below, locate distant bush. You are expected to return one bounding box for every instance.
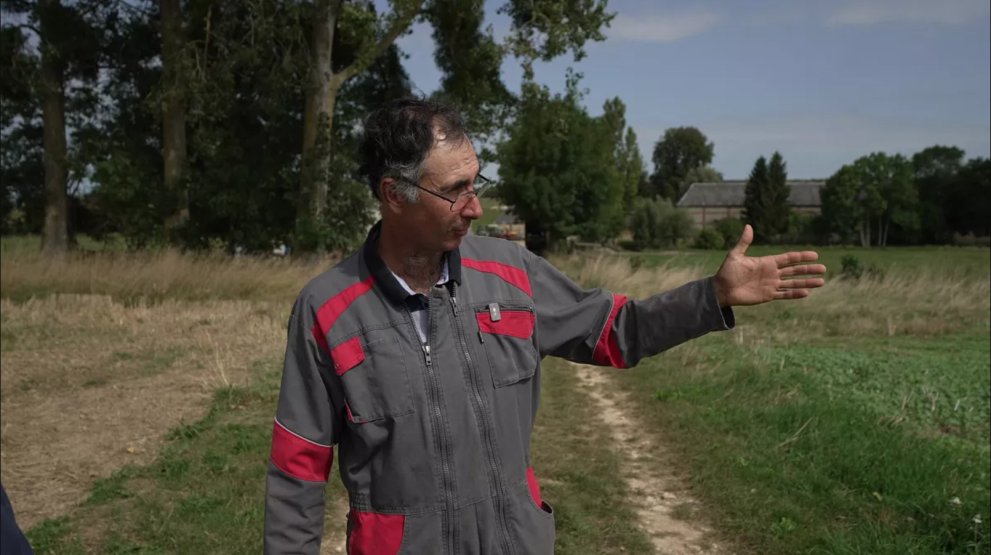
[630,197,695,250]
[693,228,726,250]
[840,254,885,282]
[952,233,991,247]
[785,211,817,244]
[713,218,745,247]
[841,255,863,280]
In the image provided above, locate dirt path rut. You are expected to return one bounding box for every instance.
[572,363,726,555]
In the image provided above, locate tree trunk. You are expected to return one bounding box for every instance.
[40,0,69,255]
[296,0,343,254]
[161,0,188,239]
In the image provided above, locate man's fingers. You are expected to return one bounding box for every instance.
[778,278,825,289]
[773,251,819,267]
[779,264,827,278]
[774,289,809,300]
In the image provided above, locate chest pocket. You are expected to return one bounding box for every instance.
[331,330,415,423]
[475,302,538,388]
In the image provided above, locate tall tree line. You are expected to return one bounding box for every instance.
[1,0,613,254]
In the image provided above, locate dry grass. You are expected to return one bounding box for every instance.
[0,248,338,303]
[0,295,288,529]
[550,254,991,338]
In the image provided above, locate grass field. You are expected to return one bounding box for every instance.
[622,245,991,280]
[558,250,991,554]
[2,238,989,554]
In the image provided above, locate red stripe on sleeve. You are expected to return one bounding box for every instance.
[592,293,628,369]
[462,258,532,298]
[270,420,333,482]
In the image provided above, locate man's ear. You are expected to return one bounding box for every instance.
[380,178,404,213]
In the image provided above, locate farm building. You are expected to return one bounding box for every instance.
[676,181,825,228]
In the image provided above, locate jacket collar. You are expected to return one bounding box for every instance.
[362,220,463,306]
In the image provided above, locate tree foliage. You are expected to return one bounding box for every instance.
[601,97,643,213]
[629,196,694,250]
[742,152,790,243]
[820,152,916,247]
[497,74,625,250]
[648,126,714,201]
[1,0,616,254]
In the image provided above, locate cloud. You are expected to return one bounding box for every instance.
[608,11,723,43]
[827,0,991,26]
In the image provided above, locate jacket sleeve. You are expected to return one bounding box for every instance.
[264,295,344,555]
[527,252,735,368]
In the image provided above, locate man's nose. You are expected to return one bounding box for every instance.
[461,195,483,219]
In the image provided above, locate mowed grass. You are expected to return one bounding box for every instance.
[561,249,991,554]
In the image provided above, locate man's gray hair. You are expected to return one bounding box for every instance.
[357,97,469,203]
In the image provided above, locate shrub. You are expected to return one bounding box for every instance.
[693,228,726,250]
[841,255,864,280]
[630,197,695,250]
[713,218,745,247]
[841,254,885,282]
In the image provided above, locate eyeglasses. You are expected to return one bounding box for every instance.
[411,174,494,212]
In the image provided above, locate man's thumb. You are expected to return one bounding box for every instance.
[731,224,753,256]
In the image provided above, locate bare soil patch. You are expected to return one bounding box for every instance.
[0,295,286,528]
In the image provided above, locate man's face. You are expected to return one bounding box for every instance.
[394,135,484,252]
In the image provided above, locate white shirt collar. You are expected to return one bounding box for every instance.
[390,258,450,297]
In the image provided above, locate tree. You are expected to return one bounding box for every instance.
[86,0,409,252]
[765,151,791,238]
[497,74,625,251]
[947,157,991,238]
[683,165,723,186]
[295,0,614,254]
[854,152,914,247]
[1,25,43,233]
[601,97,643,213]
[160,0,188,238]
[742,156,771,241]
[876,153,917,246]
[913,145,965,243]
[648,126,714,201]
[821,153,915,247]
[821,164,863,244]
[1,0,109,252]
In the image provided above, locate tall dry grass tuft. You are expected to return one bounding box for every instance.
[549,255,706,299]
[1,248,339,302]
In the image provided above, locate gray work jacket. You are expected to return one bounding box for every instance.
[264,222,735,555]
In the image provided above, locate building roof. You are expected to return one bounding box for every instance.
[676,181,825,208]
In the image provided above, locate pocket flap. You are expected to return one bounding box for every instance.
[331,336,365,376]
[476,310,535,339]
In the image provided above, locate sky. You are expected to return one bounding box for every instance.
[392,0,991,180]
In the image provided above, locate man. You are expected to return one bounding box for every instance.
[1,484,34,555]
[264,98,825,555]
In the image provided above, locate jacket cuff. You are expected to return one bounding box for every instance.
[703,277,736,331]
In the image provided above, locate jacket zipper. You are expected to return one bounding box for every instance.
[406,304,456,555]
[450,285,518,555]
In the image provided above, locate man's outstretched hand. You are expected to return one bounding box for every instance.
[713,224,827,307]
